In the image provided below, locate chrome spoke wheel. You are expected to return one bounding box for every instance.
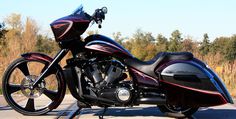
[2,58,65,115]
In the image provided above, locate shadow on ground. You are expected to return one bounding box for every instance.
[0,106,12,111]
[79,106,236,119]
[0,106,69,117]
[195,108,236,119]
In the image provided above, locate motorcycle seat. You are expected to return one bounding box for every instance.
[124,52,193,78]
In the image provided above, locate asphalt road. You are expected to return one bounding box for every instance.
[0,95,76,119]
[0,95,235,119]
[76,104,236,119]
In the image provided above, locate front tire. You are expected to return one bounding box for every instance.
[2,57,66,115]
[158,104,198,118]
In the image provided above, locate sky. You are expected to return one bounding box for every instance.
[0,0,236,41]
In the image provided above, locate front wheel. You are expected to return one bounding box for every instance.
[158,104,199,118]
[2,57,66,115]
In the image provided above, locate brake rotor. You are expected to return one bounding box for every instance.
[20,75,45,99]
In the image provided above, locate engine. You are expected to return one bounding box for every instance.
[85,59,132,104]
[86,60,126,85]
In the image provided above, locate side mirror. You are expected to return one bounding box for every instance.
[101,7,108,14]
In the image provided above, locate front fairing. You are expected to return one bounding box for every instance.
[50,5,90,41]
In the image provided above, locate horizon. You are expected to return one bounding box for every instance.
[0,0,236,41]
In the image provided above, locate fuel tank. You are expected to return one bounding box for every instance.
[84,35,133,58]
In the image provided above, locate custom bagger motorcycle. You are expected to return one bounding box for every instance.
[2,5,234,118]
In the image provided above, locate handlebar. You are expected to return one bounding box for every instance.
[90,7,108,29]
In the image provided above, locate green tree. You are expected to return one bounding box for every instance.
[129,29,155,60]
[123,41,132,52]
[168,30,183,52]
[86,30,99,36]
[144,43,157,60]
[199,33,210,55]
[22,17,38,52]
[156,34,168,52]
[36,35,58,54]
[182,38,196,52]
[4,13,23,57]
[0,23,8,44]
[113,32,124,44]
[4,13,22,31]
[224,35,236,61]
[0,22,8,55]
[0,23,7,39]
[210,37,229,55]
[143,32,155,42]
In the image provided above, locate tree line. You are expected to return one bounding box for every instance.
[0,14,58,57]
[113,29,236,62]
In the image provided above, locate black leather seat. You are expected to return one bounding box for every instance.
[124,52,193,78]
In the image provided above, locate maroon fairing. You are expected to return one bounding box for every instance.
[51,15,90,41]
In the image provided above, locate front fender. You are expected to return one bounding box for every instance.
[21,52,53,63]
[21,52,62,76]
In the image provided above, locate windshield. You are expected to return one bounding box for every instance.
[72,4,84,15]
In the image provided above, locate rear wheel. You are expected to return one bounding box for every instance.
[158,104,198,118]
[2,57,66,115]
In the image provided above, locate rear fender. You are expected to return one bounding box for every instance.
[193,58,233,104]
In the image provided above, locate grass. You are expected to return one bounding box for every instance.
[0,88,2,95]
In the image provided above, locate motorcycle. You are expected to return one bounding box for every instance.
[2,5,234,118]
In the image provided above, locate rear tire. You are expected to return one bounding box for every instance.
[158,104,198,118]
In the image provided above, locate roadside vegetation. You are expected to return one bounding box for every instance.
[0,13,236,97]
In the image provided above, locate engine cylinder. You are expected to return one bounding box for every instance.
[104,62,123,83]
[86,64,103,83]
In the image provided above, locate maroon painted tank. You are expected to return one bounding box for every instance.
[84,34,133,58]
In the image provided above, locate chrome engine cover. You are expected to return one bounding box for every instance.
[116,87,131,102]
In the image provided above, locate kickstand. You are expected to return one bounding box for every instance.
[99,107,108,119]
